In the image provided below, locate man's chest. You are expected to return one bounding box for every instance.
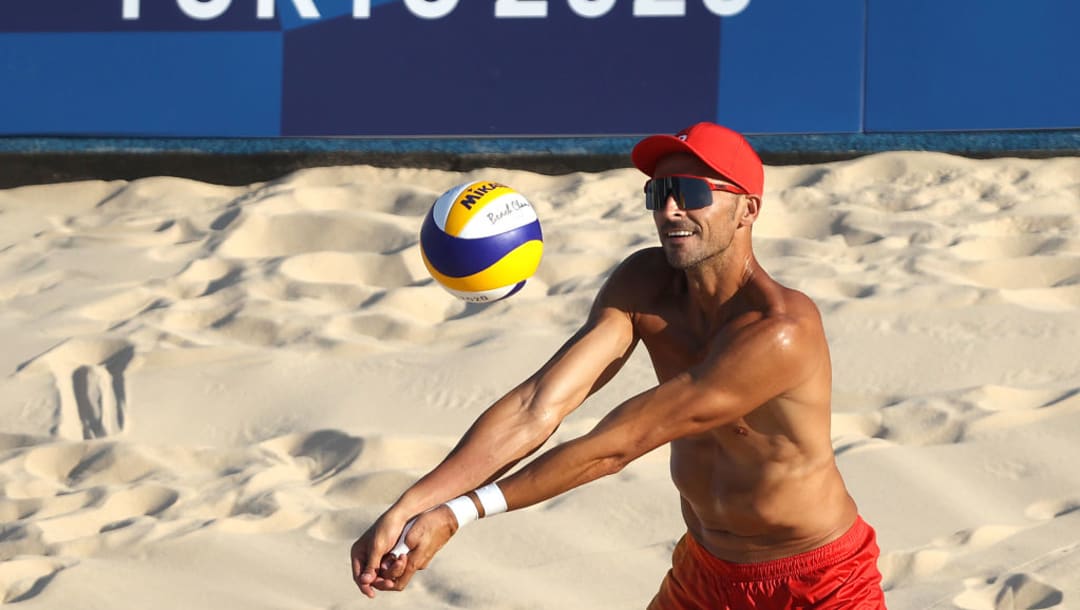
[634,318,717,387]
[634,309,749,379]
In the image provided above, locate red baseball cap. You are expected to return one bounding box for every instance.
[631,122,764,196]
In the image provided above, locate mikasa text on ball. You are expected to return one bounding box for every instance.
[420,181,544,303]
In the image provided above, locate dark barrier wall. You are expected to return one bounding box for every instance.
[1,0,1079,137]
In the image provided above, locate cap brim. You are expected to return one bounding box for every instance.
[631,134,699,178]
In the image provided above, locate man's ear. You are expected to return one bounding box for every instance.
[740,195,761,227]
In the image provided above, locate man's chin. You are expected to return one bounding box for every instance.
[663,250,696,270]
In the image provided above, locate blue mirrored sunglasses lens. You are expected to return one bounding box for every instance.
[645,177,714,210]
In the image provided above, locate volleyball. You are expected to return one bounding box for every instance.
[419,180,544,303]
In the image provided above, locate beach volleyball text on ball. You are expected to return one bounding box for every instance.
[420,181,544,303]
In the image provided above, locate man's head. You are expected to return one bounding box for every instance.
[632,123,764,270]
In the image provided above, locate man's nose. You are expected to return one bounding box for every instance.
[657,195,685,217]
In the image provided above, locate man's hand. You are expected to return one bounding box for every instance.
[350,512,412,598]
[374,504,460,593]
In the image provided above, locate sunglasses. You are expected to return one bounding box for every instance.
[644,175,748,210]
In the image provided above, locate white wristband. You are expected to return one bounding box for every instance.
[475,483,508,517]
[389,518,415,558]
[443,495,479,528]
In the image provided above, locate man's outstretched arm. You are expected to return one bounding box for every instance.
[350,264,643,598]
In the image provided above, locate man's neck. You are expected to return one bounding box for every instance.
[682,246,759,332]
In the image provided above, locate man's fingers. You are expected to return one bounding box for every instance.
[352,537,392,598]
[372,575,398,591]
[358,574,377,598]
[393,545,435,591]
[379,554,395,574]
[375,551,423,591]
[363,540,391,585]
[350,539,377,598]
[395,559,421,591]
[357,568,377,586]
[384,554,408,580]
[356,564,383,598]
[351,553,363,582]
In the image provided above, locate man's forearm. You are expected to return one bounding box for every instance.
[491,382,679,513]
[496,428,628,513]
[392,390,561,518]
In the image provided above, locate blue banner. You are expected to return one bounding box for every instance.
[0,0,1077,137]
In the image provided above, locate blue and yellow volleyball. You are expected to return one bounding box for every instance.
[420,180,544,303]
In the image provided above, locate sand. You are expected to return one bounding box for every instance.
[1,152,1078,609]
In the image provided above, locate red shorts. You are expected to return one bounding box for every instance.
[648,516,887,609]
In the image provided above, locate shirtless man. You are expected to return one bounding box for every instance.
[350,122,887,608]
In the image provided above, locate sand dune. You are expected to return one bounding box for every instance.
[1,153,1078,608]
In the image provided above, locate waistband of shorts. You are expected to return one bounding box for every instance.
[684,516,874,581]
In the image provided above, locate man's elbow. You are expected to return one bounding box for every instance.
[525,401,567,437]
[586,454,629,481]
[501,403,565,460]
[608,453,634,476]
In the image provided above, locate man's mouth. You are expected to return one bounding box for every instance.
[664,228,696,239]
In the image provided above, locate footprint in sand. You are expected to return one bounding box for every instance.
[875,397,974,445]
[954,572,1064,610]
[30,484,179,547]
[877,547,952,592]
[213,210,416,259]
[279,251,417,290]
[1025,497,1080,521]
[962,387,1080,440]
[305,433,456,542]
[0,485,103,523]
[133,430,366,537]
[163,256,243,300]
[0,557,74,604]
[1000,283,1080,312]
[276,250,433,316]
[5,442,181,562]
[17,339,135,441]
[919,256,1080,292]
[946,234,1075,261]
[258,429,364,484]
[77,289,163,325]
[19,440,167,491]
[833,394,985,451]
[327,436,450,502]
[879,524,1026,592]
[830,410,890,455]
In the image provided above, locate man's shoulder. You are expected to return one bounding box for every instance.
[750,282,828,358]
[592,247,672,312]
[620,246,669,270]
[735,274,825,343]
[777,286,823,321]
[756,273,823,321]
[607,247,673,288]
